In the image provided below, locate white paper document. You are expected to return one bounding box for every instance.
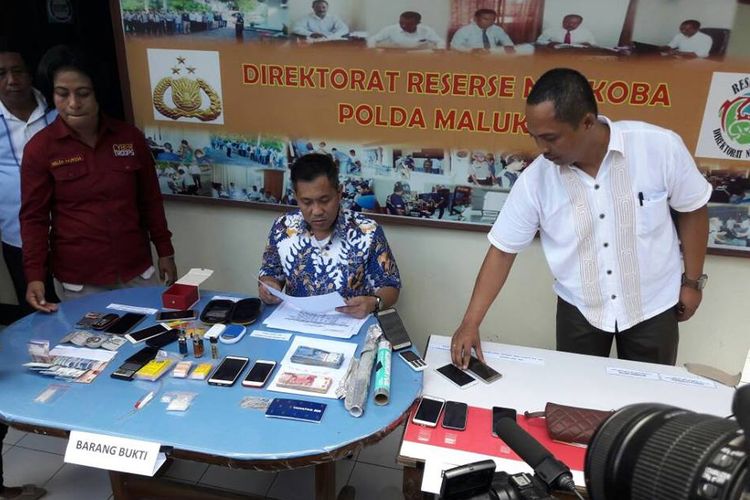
[259,281,346,313]
[263,302,366,338]
[267,336,358,399]
[49,346,118,363]
[65,430,166,476]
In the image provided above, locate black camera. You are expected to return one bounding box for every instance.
[440,460,552,500]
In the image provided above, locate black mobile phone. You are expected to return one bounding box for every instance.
[413,396,445,427]
[156,309,196,322]
[491,407,517,437]
[91,313,120,330]
[242,360,276,388]
[435,363,478,389]
[105,312,146,335]
[208,356,249,386]
[110,346,158,381]
[376,308,412,350]
[146,329,179,348]
[125,324,169,344]
[442,401,468,431]
[467,356,502,384]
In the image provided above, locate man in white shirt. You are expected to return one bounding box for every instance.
[451,9,515,54]
[661,19,713,59]
[0,45,50,500]
[536,14,596,47]
[451,68,710,368]
[292,0,348,40]
[368,11,446,50]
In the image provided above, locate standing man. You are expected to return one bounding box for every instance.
[0,47,57,317]
[450,9,515,53]
[536,14,596,47]
[452,68,710,368]
[259,154,400,319]
[292,0,349,40]
[0,43,50,500]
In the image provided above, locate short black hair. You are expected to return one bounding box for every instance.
[526,68,597,127]
[475,9,497,18]
[682,19,701,29]
[400,11,422,22]
[290,153,339,190]
[37,45,101,107]
[563,14,583,22]
[0,38,33,73]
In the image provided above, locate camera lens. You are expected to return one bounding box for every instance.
[585,403,747,500]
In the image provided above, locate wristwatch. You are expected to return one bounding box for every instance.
[681,273,708,290]
[371,295,383,313]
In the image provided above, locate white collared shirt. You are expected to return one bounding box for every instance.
[0,89,56,247]
[450,22,514,51]
[536,25,596,45]
[488,117,711,332]
[292,12,348,38]
[368,24,446,49]
[668,31,713,58]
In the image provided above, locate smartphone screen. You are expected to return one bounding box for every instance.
[105,312,146,334]
[413,397,445,427]
[125,324,169,343]
[243,361,276,387]
[377,308,411,350]
[467,356,502,383]
[92,313,119,330]
[442,401,468,430]
[156,310,196,321]
[208,356,249,386]
[436,363,477,388]
[145,329,179,348]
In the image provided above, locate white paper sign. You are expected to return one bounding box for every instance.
[606,367,660,380]
[659,374,716,388]
[250,329,293,342]
[65,431,166,476]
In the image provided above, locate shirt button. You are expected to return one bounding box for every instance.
[606,270,612,275]
[611,295,617,300]
[603,242,609,248]
[599,213,605,219]
[594,184,600,190]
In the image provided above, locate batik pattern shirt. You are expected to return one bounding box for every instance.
[260,208,401,297]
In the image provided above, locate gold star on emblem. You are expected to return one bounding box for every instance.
[186,66,196,74]
[171,67,181,75]
[176,56,186,65]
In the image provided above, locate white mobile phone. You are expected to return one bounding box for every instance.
[435,363,478,389]
[242,360,277,387]
[398,350,427,371]
[412,396,445,427]
[207,356,249,386]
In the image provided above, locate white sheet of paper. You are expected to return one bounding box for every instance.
[65,430,166,476]
[49,346,118,362]
[267,336,358,399]
[263,302,366,339]
[259,281,346,313]
[606,366,660,380]
[660,374,716,388]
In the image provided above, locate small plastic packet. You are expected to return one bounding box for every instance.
[240,396,273,410]
[34,383,70,404]
[160,391,198,412]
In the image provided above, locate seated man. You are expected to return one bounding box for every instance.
[661,19,713,58]
[536,14,596,47]
[368,11,445,50]
[259,154,400,318]
[450,9,515,53]
[292,0,348,40]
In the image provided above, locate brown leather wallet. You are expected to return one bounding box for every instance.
[525,402,614,446]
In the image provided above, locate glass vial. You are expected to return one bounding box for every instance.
[210,337,219,360]
[192,333,205,358]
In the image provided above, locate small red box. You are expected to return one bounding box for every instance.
[162,268,214,310]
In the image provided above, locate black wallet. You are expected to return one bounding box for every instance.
[231,298,261,325]
[200,299,235,324]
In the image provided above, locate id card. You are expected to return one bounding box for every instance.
[265,398,326,423]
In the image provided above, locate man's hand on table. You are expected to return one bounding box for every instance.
[26,281,58,313]
[336,295,377,319]
[451,324,483,369]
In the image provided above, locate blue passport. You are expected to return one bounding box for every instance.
[265,398,327,423]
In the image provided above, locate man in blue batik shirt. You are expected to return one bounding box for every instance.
[259,154,401,319]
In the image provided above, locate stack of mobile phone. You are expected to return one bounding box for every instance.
[376,308,412,350]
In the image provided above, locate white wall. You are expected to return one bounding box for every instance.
[632,0,737,46]
[542,0,629,48]
[156,200,749,373]
[357,0,452,40]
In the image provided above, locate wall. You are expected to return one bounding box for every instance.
[161,199,750,373]
[632,0,737,46]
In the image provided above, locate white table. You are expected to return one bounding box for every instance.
[398,335,736,497]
